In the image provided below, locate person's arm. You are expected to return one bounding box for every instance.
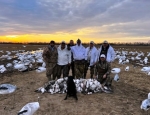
[68,50,71,64]
[42,47,49,63]
[94,64,98,79]
[94,48,98,65]
[105,62,111,75]
[110,47,116,62]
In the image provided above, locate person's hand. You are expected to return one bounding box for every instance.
[103,74,106,79]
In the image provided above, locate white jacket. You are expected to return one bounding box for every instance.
[57,45,71,65]
[85,46,98,66]
[71,44,86,60]
[98,45,116,62]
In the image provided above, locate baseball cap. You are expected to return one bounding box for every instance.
[61,41,65,44]
[100,54,106,58]
[90,41,94,44]
[103,40,108,44]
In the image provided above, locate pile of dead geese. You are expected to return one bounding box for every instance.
[35,77,114,95]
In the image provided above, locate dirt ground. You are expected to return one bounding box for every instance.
[0,44,150,115]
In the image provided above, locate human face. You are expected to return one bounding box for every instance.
[77,41,81,46]
[100,57,106,61]
[103,43,108,48]
[70,40,74,45]
[50,43,55,47]
[89,43,93,48]
[61,43,65,49]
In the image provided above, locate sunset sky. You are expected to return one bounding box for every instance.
[0,0,150,43]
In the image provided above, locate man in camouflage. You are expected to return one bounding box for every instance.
[42,40,58,81]
[94,54,112,90]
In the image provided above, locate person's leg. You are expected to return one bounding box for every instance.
[56,65,62,79]
[84,62,89,79]
[78,64,85,79]
[90,65,94,79]
[71,61,75,78]
[74,63,79,79]
[105,75,113,89]
[46,63,53,81]
[63,65,69,78]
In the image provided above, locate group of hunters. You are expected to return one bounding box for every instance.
[42,39,116,91]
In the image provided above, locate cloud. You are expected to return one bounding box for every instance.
[0,0,150,42]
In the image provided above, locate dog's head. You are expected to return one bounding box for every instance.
[67,76,74,84]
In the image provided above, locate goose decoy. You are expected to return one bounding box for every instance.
[18,102,40,115]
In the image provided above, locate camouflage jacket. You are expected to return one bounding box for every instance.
[94,61,111,76]
[42,45,58,63]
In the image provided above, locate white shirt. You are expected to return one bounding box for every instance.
[71,44,86,60]
[57,45,71,65]
[85,46,98,66]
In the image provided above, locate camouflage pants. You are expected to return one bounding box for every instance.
[84,62,94,78]
[57,64,69,78]
[46,63,57,81]
[74,62,85,79]
[97,74,113,86]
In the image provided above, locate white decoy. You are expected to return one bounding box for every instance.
[111,68,121,82]
[141,93,150,111]
[0,84,16,94]
[18,102,40,115]
[111,68,121,74]
[6,63,13,68]
[141,67,150,73]
[35,67,46,73]
[125,66,129,71]
[0,65,7,73]
[114,74,119,82]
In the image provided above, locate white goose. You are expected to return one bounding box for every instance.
[18,102,40,115]
[111,68,121,82]
[0,65,6,73]
[125,66,129,71]
[141,93,150,111]
[0,84,16,94]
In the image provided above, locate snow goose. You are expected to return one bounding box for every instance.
[125,66,129,71]
[111,68,121,82]
[141,93,150,111]
[18,102,40,115]
[0,84,16,94]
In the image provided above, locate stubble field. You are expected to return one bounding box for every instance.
[0,44,150,115]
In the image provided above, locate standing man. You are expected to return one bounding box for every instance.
[57,41,71,78]
[94,54,112,91]
[98,40,115,63]
[71,39,86,79]
[84,41,98,79]
[42,40,58,81]
[67,40,75,78]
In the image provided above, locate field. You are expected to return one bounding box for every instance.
[0,44,150,115]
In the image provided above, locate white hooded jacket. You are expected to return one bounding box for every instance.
[57,45,71,65]
[85,46,98,66]
[98,45,116,62]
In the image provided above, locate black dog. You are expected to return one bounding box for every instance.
[64,76,78,100]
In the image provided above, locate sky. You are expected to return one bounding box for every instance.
[0,0,150,43]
